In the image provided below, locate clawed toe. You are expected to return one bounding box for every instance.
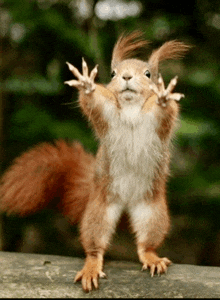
[141,257,172,277]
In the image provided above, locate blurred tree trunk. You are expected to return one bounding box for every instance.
[0,40,4,251]
[0,36,6,251]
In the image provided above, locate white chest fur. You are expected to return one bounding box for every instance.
[103,102,163,205]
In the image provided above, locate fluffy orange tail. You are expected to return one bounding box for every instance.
[0,140,95,223]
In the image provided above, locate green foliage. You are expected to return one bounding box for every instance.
[4,75,62,95]
[8,102,97,152]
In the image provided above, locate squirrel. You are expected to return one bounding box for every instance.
[0,31,190,292]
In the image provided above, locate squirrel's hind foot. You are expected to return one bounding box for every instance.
[74,255,106,292]
[140,250,172,277]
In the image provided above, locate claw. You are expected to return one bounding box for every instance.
[172,75,178,84]
[82,57,89,77]
[150,264,156,277]
[166,75,178,94]
[158,73,165,92]
[162,257,172,265]
[64,80,73,86]
[158,75,163,84]
[66,62,74,72]
[157,263,162,276]
[66,61,74,71]
[66,61,84,80]
[149,82,159,95]
[92,277,98,289]
[99,271,107,278]
[169,93,185,101]
[160,260,167,272]
[64,80,82,87]
[90,64,99,81]
[141,264,148,271]
[74,271,83,283]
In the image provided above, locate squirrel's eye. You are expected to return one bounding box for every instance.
[111,70,116,78]
[144,70,151,78]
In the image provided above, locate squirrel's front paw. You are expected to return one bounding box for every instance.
[149,74,184,107]
[65,58,98,94]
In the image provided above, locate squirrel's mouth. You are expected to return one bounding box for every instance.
[121,87,137,93]
[119,88,138,102]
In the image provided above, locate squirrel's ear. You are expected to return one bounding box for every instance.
[148,40,191,79]
[111,31,150,70]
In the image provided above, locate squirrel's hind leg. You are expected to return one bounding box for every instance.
[129,197,171,276]
[75,195,123,292]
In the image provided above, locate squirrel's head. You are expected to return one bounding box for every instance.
[107,31,190,106]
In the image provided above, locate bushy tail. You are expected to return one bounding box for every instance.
[0,140,95,223]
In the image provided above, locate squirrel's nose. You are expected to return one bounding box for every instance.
[122,73,132,81]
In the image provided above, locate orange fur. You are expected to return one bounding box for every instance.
[149,40,190,63]
[0,140,94,222]
[79,84,117,138]
[148,40,191,81]
[154,99,179,141]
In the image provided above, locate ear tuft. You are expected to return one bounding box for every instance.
[148,40,191,72]
[111,31,150,70]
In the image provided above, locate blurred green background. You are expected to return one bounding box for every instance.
[0,0,220,267]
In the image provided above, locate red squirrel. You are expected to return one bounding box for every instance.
[0,31,190,292]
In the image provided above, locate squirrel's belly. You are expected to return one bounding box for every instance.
[110,172,150,203]
[105,113,163,204]
[109,147,161,203]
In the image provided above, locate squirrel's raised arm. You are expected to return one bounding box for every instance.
[65,59,117,138]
